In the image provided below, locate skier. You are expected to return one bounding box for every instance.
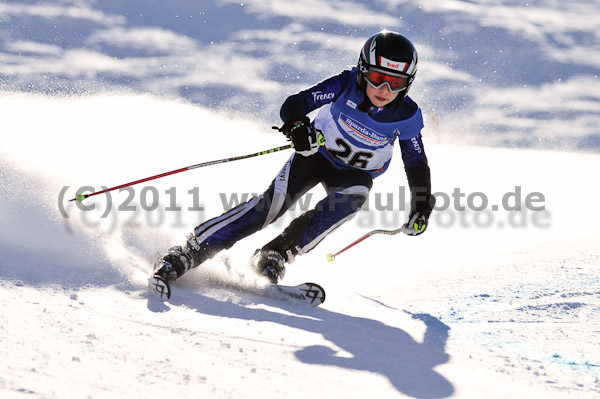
[153,30,435,285]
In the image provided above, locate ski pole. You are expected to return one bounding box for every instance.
[69,143,293,203]
[326,226,405,262]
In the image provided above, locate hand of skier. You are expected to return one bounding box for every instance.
[278,117,324,157]
[402,211,428,236]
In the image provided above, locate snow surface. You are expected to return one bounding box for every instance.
[1,1,600,398]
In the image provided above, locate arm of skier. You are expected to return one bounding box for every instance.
[279,70,352,122]
[399,134,435,235]
[277,70,351,155]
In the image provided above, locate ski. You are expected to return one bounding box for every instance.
[218,280,326,307]
[265,282,325,306]
[147,254,325,306]
[215,256,326,306]
[148,274,325,306]
[148,274,171,301]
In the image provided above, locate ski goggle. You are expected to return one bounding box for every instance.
[364,69,408,93]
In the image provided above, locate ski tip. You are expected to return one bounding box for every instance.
[148,275,171,301]
[326,253,336,263]
[304,282,326,306]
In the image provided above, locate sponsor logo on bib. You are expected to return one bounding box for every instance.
[339,113,389,145]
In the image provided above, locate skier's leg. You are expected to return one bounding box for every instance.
[192,152,325,248]
[154,153,324,281]
[253,169,372,282]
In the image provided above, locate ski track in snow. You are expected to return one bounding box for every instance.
[1,1,600,398]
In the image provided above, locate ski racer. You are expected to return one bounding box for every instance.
[153,30,435,284]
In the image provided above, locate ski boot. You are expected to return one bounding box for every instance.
[153,235,220,282]
[251,248,287,284]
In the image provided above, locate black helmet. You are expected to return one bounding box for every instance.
[357,31,418,100]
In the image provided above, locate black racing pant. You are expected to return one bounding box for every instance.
[191,151,373,261]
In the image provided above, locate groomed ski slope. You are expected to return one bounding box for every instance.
[0,93,598,399]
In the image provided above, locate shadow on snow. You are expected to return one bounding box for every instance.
[149,287,454,399]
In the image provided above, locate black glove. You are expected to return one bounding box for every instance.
[275,117,323,157]
[402,211,428,236]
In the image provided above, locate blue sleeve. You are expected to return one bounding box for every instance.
[280,70,352,122]
[399,133,428,169]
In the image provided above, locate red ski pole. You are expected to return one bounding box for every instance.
[69,143,293,203]
[326,226,405,262]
